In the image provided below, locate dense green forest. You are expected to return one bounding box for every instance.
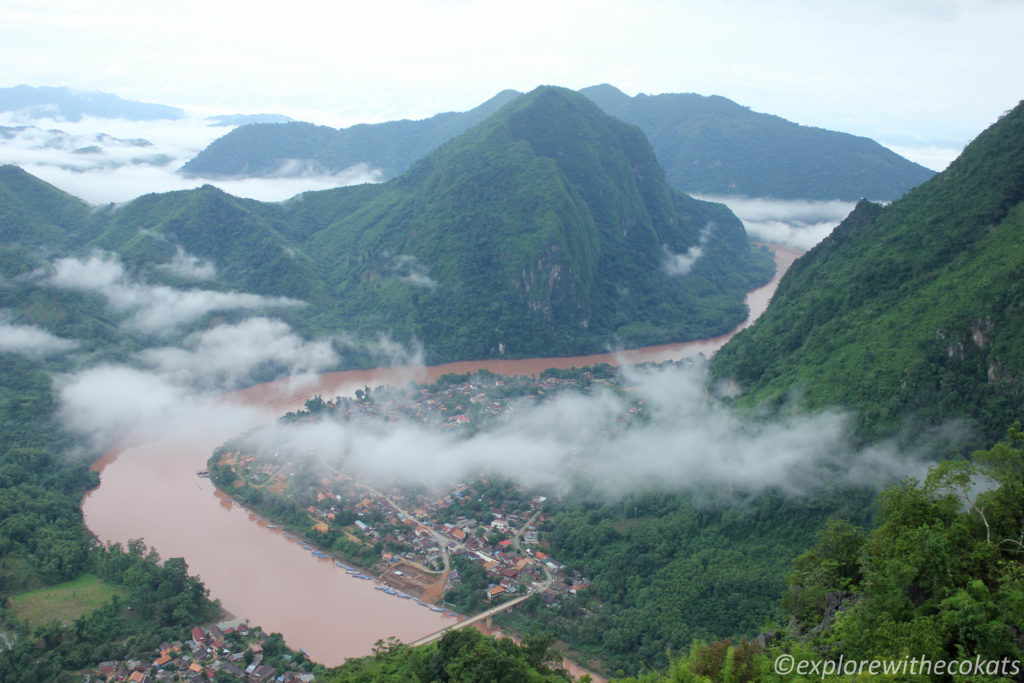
[1,86,774,365]
[0,542,221,681]
[496,487,875,677]
[609,424,1024,682]
[0,356,94,593]
[712,99,1024,446]
[183,85,932,201]
[0,354,224,680]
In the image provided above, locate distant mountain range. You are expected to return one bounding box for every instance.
[0,85,185,122]
[712,100,1024,444]
[0,87,772,364]
[182,90,521,181]
[0,85,293,130]
[182,84,934,201]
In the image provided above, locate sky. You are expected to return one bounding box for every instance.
[2,0,1022,173]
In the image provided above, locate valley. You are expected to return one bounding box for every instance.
[80,243,795,669]
[2,71,1022,681]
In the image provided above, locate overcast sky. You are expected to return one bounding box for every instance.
[1,0,1022,170]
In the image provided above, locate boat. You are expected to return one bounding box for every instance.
[196,470,210,477]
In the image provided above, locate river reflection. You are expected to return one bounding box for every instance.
[82,243,800,671]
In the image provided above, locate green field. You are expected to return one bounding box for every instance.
[6,574,126,629]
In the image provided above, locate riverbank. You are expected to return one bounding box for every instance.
[233,242,802,413]
[82,243,802,672]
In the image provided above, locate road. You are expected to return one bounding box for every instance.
[408,583,545,647]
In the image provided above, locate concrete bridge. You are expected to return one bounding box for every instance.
[408,592,535,647]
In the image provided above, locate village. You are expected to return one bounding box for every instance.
[209,366,651,615]
[82,622,316,682]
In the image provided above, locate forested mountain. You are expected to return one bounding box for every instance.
[182,84,932,201]
[2,86,772,364]
[276,86,772,360]
[579,84,934,201]
[712,100,1024,445]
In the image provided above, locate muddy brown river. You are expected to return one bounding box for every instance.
[81,244,801,670]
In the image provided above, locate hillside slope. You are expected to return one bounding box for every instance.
[0,165,97,249]
[3,87,771,365]
[284,86,773,361]
[711,100,1024,443]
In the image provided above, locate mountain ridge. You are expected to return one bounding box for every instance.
[180,90,521,180]
[1,87,772,364]
[182,84,933,201]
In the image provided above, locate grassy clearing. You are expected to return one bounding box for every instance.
[6,574,125,629]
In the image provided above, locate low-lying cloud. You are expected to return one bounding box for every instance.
[698,195,857,250]
[0,315,79,357]
[55,320,421,454]
[57,363,267,457]
[223,360,930,499]
[662,224,714,276]
[47,251,304,335]
[387,253,438,290]
[0,113,380,204]
[55,312,930,500]
[139,318,338,389]
[155,247,216,281]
